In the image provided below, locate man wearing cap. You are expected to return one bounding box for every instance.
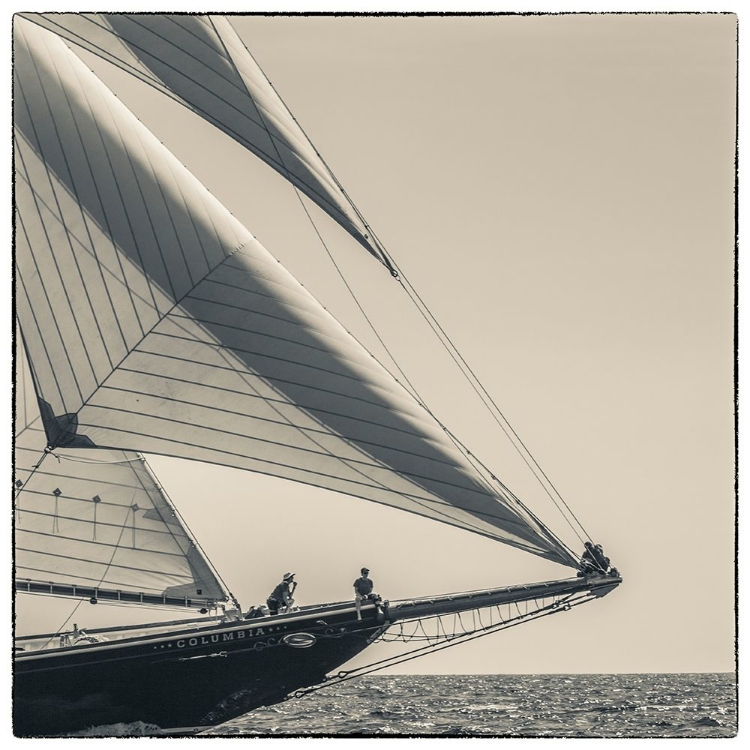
[267,572,296,615]
[353,567,374,621]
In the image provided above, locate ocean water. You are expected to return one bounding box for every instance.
[194,672,737,738]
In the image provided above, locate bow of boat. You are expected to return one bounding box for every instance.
[384,573,622,622]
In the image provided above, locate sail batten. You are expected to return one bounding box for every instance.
[14,18,577,567]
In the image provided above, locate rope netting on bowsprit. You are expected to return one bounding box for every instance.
[286,588,599,702]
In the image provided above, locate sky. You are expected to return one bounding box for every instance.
[8,7,738,685]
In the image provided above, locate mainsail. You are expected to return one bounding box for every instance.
[14,18,577,567]
[19,12,390,266]
[14,331,227,607]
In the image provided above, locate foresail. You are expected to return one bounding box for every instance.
[14,330,227,607]
[14,18,577,568]
[19,12,389,266]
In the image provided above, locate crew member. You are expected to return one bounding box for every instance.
[579,542,600,575]
[593,544,610,573]
[244,604,267,619]
[579,541,610,575]
[267,572,296,615]
[353,567,374,621]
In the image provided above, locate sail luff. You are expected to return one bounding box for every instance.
[14,18,577,567]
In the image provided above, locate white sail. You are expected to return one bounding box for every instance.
[14,18,577,567]
[18,12,389,266]
[14,330,227,606]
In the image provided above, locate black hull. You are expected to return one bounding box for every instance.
[14,603,384,736]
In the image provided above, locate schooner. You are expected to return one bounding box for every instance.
[13,14,621,736]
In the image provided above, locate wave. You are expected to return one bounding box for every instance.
[68,721,164,737]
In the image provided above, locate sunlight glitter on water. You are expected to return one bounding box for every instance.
[198,672,737,738]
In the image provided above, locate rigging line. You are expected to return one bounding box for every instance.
[139,454,233,604]
[368,594,582,665]
[220,27,582,555]
[291,212,424,407]
[435,419,579,558]
[50,453,142,465]
[292,243,505,503]
[212,44,506,512]
[190,60,547,543]
[326,126,589,547]
[399,274,590,537]
[295,593,589,698]
[395,272,589,546]
[218,30,516,510]
[209,49,426,413]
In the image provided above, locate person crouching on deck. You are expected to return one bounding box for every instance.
[354,567,374,621]
[267,572,296,615]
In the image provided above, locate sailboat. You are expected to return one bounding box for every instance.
[12,14,621,736]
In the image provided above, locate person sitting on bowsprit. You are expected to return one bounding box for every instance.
[353,567,374,621]
[592,544,610,573]
[578,542,598,575]
[578,541,609,576]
